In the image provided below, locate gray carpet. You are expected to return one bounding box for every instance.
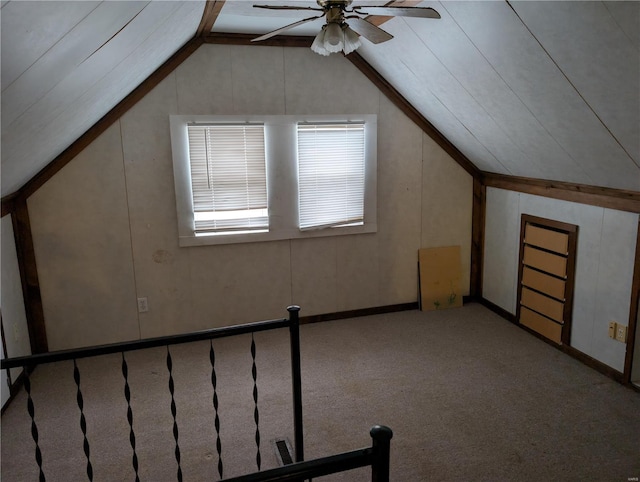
[2,303,639,481]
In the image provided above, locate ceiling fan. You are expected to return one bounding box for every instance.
[250,0,440,56]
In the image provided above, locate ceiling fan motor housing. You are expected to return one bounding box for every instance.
[317,0,353,8]
[326,6,346,25]
[319,0,351,25]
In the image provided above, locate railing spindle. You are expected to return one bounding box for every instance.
[166,347,183,482]
[121,353,140,482]
[250,333,261,471]
[73,359,93,481]
[24,370,46,482]
[209,340,223,479]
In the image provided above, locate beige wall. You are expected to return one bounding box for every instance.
[28,44,473,350]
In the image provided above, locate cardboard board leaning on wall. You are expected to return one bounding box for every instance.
[419,246,462,311]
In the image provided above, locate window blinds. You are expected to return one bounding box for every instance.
[297,123,365,230]
[187,124,268,233]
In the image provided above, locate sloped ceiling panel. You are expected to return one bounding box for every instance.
[2,1,148,127]
[605,1,640,51]
[360,34,512,176]
[0,1,100,92]
[405,7,592,182]
[365,19,577,180]
[511,1,639,172]
[1,0,205,195]
[358,1,639,191]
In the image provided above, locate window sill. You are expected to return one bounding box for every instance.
[178,223,377,247]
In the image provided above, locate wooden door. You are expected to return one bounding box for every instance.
[516,215,578,345]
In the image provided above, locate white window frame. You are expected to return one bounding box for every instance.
[187,123,269,235]
[170,114,377,247]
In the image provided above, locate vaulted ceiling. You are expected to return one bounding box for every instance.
[2,1,638,198]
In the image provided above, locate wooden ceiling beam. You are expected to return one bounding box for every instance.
[1,192,17,218]
[484,172,640,213]
[196,0,226,37]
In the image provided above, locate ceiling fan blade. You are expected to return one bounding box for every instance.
[253,5,324,12]
[352,6,441,18]
[251,14,325,42]
[346,17,393,44]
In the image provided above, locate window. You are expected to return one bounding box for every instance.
[187,124,268,235]
[170,115,376,246]
[297,123,365,230]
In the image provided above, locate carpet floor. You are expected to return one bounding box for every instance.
[2,303,639,481]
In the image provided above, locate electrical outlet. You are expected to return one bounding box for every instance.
[615,324,627,343]
[137,297,149,313]
[608,321,617,339]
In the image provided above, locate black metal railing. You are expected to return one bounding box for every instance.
[1,306,305,481]
[220,425,393,482]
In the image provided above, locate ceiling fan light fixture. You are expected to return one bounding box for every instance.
[324,22,344,52]
[342,26,361,55]
[310,21,361,56]
[310,28,331,56]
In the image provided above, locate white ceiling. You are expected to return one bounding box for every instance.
[1,0,639,197]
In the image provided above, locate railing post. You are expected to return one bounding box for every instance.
[287,305,304,463]
[370,425,393,482]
